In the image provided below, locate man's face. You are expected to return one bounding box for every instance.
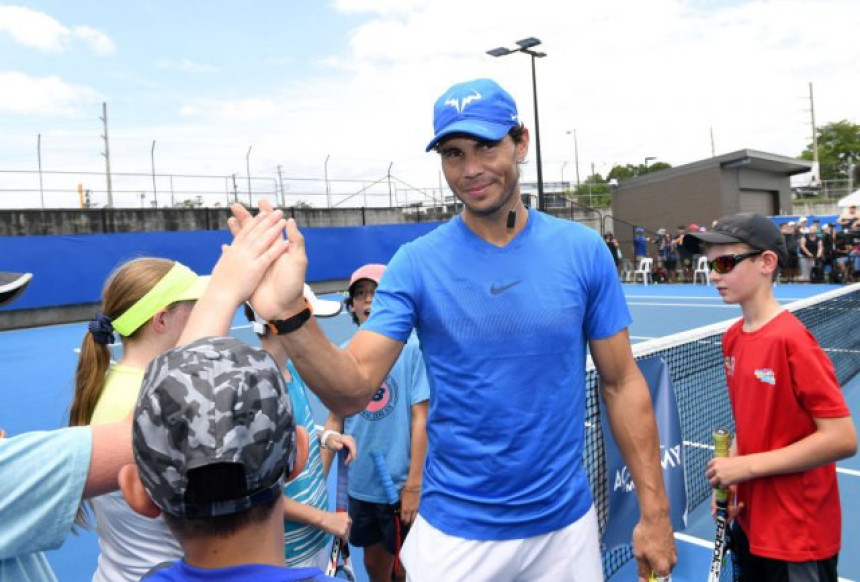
[437,131,529,219]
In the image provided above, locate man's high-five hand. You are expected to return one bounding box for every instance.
[229,201,307,320]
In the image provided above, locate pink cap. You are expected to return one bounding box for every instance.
[349,264,386,292]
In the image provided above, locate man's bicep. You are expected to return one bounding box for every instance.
[589,328,638,390]
[346,329,405,391]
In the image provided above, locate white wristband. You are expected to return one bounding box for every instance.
[320,429,340,450]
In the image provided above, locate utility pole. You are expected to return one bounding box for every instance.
[100,102,113,208]
[276,165,285,207]
[246,146,253,206]
[387,162,393,207]
[232,173,239,204]
[710,127,716,157]
[809,82,819,182]
[37,134,44,209]
[324,155,331,208]
[151,140,158,208]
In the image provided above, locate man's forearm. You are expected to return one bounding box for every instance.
[603,376,670,518]
[278,318,376,416]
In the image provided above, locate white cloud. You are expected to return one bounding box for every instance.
[72,25,115,55]
[3,0,859,209]
[0,72,102,115]
[0,5,114,54]
[156,59,219,74]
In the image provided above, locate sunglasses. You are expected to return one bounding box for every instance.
[708,250,763,274]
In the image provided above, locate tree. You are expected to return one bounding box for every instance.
[606,161,672,181]
[799,120,860,181]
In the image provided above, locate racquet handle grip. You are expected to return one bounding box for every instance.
[649,573,671,582]
[371,450,400,505]
[713,428,731,503]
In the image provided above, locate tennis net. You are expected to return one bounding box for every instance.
[587,283,860,578]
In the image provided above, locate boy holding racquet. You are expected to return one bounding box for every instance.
[685,213,857,582]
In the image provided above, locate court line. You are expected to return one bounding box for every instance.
[838,467,860,478]
[626,294,806,302]
[627,302,740,308]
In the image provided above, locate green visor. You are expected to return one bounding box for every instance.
[112,262,209,337]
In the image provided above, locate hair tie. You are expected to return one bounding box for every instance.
[88,312,115,345]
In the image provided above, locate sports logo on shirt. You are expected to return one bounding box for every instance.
[361,375,399,421]
[723,356,735,377]
[754,368,776,385]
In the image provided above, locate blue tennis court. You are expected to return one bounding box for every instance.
[1,283,857,581]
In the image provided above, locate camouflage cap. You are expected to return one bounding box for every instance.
[133,336,296,519]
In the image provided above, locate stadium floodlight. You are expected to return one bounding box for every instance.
[486,37,547,211]
[486,47,512,57]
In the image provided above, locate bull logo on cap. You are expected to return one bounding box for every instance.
[444,89,481,114]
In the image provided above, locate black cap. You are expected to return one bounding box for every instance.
[682,213,788,266]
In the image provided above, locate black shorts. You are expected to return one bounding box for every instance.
[730,521,838,582]
[348,496,411,555]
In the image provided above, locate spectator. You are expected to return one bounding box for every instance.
[674,226,692,282]
[781,222,799,282]
[837,205,859,232]
[834,227,852,283]
[633,227,650,263]
[656,229,677,283]
[798,221,820,282]
[820,224,835,282]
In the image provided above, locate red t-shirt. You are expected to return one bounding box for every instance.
[722,310,849,561]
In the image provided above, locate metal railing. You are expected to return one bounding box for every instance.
[0,168,450,210]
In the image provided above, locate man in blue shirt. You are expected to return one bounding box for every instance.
[232,78,676,581]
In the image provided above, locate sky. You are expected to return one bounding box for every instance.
[0,0,857,209]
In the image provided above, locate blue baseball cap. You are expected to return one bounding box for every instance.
[426,78,520,152]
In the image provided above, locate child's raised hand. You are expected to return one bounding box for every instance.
[229,201,307,320]
[212,206,289,306]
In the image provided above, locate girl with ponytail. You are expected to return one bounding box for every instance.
[69,257,208,582]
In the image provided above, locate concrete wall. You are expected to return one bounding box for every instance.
[0,206,452,236]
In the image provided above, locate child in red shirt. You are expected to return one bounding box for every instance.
[684,213,857,582]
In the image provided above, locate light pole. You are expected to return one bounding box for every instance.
[561,162,567,190]
[324,154,331,208]
[644,156,656,173]
[487,37,547,211]
[246,146,253,206]
[151,140,158,208]
[566,129,580,189]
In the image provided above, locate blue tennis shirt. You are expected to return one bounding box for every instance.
[363,208,632,540]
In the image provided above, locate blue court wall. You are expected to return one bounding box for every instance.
[0,221,444,311]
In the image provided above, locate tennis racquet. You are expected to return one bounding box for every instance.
[326,449,356,580]
[371,450,403,581]
[708,428,731,582]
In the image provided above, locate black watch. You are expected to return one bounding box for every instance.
[267,301,312,335]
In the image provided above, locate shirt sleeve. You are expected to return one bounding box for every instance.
[362,245,418,343]
[788,331,850,418]
[583,234,633,340]
[0,426,92,558]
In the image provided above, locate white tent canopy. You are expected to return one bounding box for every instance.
[838,189,860,207]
